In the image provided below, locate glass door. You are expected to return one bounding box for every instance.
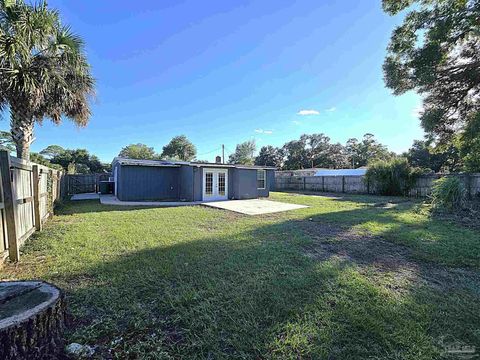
[203,169,228,201]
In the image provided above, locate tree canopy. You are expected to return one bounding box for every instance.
[383,0,480,147]
[277,133,391,170]
[161,135,197,161]
[40,145,65,159]
[255,145,284,168]
[229,140,256,165]
[119,143,156,160]
[0,0,95,159]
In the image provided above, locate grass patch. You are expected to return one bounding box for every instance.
[2,192,479,359]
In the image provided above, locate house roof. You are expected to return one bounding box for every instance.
[112,157,276,170]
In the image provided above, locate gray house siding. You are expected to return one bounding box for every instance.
[117,165,180,201]
[232,169,258,199]
[179,165,194,201]
[266,169,275,193]
[112,158,274,202]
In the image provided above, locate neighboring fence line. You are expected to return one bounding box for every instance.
[0,150,66,263]
[275,173,480,199]
[67,173,111,195]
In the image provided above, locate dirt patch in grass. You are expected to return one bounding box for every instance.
[299,219,480,295]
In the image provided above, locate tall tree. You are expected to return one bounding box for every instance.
[228,140,256,165]
[40,145,65,159]
[255,145,284,168]
[50,148,108,173]
[282,139,309,170]
[0,0,95,159]
[403,140,463,173]
[383,0,480,145]
[325,143,350,169]
[119,143,156,160]
[346,133,393,168]
[459,112,480,172]
[161,135,196,161]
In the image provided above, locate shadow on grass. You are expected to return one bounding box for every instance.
[55,200,196,215]
[276,190,417,205]
[46,215,479,359]
[299,202,480,268]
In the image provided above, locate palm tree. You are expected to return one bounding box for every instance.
[0,0,95,160]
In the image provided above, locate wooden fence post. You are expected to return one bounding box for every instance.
[56,171,61,201]
[32,165,42,231]
[0,151,19,262]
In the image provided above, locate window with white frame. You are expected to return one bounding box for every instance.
[257,170,266,189]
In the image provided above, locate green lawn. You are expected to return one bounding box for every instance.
[2,192,479,359]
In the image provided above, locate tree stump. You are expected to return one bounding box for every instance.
[0,281,66,359]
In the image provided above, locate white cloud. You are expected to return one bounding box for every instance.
[326,107,336,112]
[297,109,320,116]
[292,120,301,125]
[254,129,273,134]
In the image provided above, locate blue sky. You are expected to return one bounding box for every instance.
[0,0,424,162]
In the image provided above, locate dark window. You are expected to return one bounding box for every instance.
[257,170,266,189]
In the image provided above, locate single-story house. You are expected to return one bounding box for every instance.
[111,158,276,202]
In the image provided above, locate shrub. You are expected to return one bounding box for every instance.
[431,177,466,211]
[365,158,420,196]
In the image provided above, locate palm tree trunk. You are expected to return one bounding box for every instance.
[10,107,34,160]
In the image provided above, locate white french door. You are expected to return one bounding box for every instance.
[202,168,228,201]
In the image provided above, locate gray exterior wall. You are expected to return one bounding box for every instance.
[116,165,180,201]
[231,168,271,199]
[267,169,275,192]
[113,161,274,202]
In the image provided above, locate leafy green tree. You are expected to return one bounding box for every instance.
[404,140,461,173]
[383,0,479,145]
[282,139,309,170]
[303,133,332,168]
[325,143,350,169]
[0,130,15,152]
[119,143,156,160]
[50,148,107,173]
[29,152,63,170]
[228,140,256,165]
[40,145,65,159]
[346,133,393,168]
[0,0,95,159]
[255,145,284,168]
[161,135,197,161]
[459,112,480,172]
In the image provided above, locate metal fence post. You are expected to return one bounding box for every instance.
[0,151,19,262]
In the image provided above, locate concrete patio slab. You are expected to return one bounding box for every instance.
[202,199,308,215]
[71,193,100,201]
[100,195,201,207]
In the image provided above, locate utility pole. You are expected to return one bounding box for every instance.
[222,144,225,164]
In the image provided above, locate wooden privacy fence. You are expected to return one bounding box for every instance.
[0,150,66,263]
[275,173,480,199]
[67,173,110,195]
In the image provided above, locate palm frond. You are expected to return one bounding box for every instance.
[55,25,84,53]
